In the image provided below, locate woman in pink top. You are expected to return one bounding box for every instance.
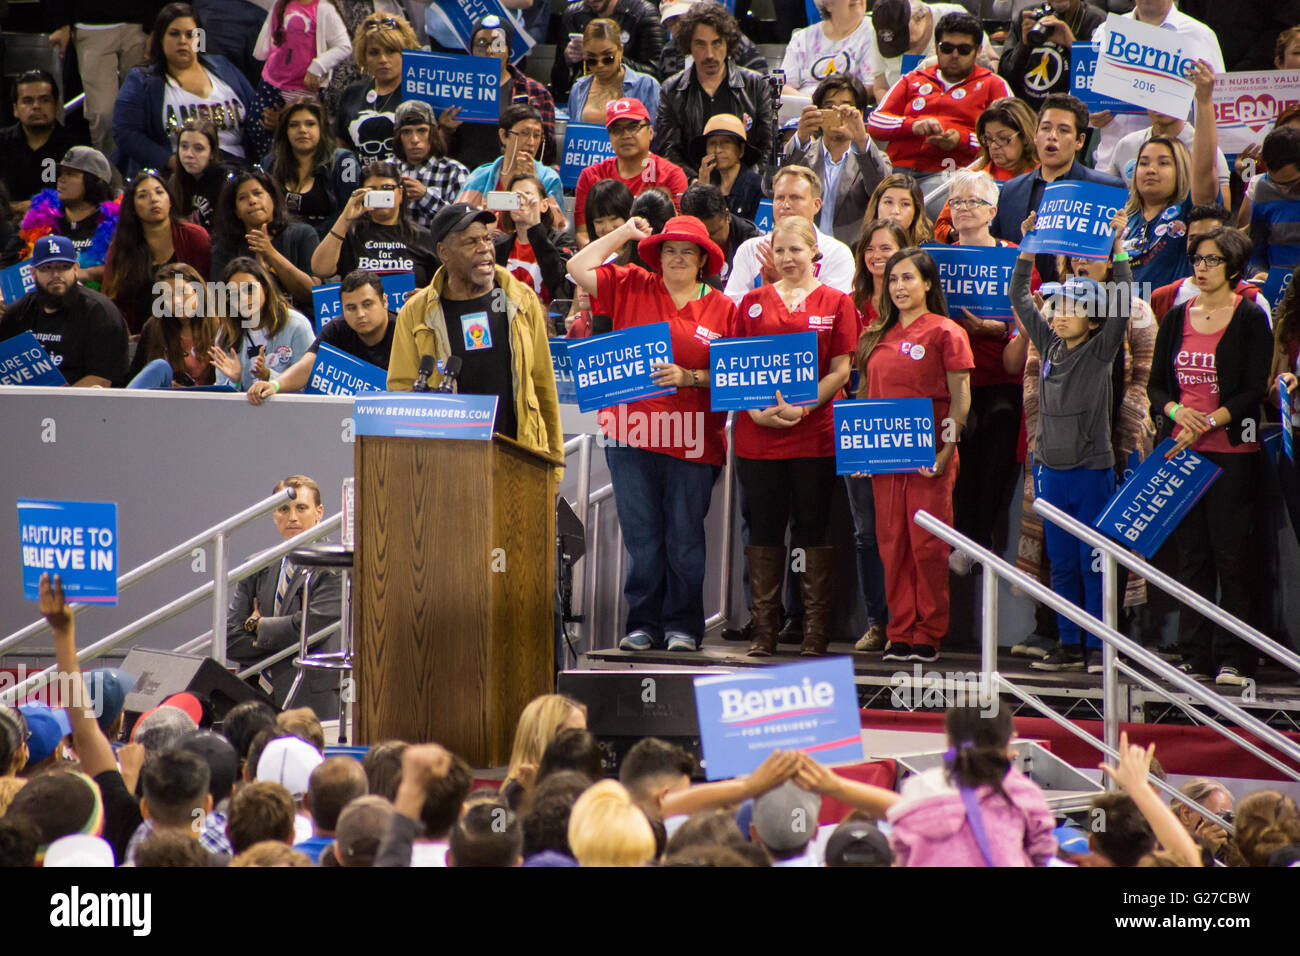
[1147,228,1274,687]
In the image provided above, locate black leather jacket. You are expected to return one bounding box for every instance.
[652,62,775,181]
[550,0,666,100]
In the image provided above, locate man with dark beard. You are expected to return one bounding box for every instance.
[0,235,129,386]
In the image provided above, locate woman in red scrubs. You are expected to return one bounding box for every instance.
[732,216,855,657]
[857,248,973,663]
[567,215,736,652]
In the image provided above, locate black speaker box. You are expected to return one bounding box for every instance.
[557,669,710,779]
[120,648,276,733]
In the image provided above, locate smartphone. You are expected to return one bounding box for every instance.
[363,189,396,209]
[486,190,521,211]
[821,109,843,132]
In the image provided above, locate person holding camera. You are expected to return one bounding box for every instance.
[310,161,435,286]
[997,1,1105,113]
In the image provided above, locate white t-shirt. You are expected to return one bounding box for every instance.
[869,2,982,90]
[163,68,247,160]
[783,17,878,95]
[410,841,450,867]
[1103,123,1230,194]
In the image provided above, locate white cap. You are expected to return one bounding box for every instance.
[661,0,695,22]
[256,736,324,801]
[45,834,115,867]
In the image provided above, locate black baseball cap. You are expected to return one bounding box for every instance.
[824,818,892,866]
[428,203,495,247]
[873,0,912,59]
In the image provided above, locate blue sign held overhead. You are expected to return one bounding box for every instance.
[549,338,577,404]
[305,344,388,397]
[561,123,617,189]
[17,500,118,604]
[353,393,499,440]
[0,260,35,305]
[566,322,675,413]
[1019,181,1130,260]
[1093,438,1222,558]
[924,244,1019,321]
[694,658,864,781]
[1070,43,1146,115]
[402,50,501,124]
[709,332,819,411]
[423,0,535,64]
[753,199,774,234]
[833,398,937,475]
[0,332,67,387]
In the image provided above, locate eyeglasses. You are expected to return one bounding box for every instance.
[981,132,1018,149]
[949,198,992,210]
[608,120,649,136]
[357,138,395,156]
[364,16,399,33]
[584,53,618,67]
[1189,254,1226,267]
[937,42,975,56]
[508,127,544,141]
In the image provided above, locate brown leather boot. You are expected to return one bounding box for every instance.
[746,546,787,657]
[799,547,837,657]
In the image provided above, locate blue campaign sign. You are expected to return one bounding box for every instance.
[17,500,118,604]
[549,338,577,404]
[353,393,499,440]
[753,199,774,233]
[0,260,35,305]
[566,322,675,413]
[708,332,819,411]
[1260,266,1294,312]
[312,283,343,331]
[305,344,388,397]
[423,0,534,64]
[833,398,937,475]
[1094,438,1222,558]
[561,123,616,189]
[1070,43,1145,115]
[924,244,1019,321]
[402,51,500,124]
[694,657,864,781]
[382,272,417,312]
[1019,181,1129,260]
[0,333,67,387]
[1282,381,1295,463]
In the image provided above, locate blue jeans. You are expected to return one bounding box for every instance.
[1034,464,1116,649]
[844,475,889,627]
[604,445,718,642]
[127,359,174,389]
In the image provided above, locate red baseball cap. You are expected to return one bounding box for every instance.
[605,98,650,128]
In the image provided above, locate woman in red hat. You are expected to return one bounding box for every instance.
[567,214,736,652]
[732,215,855,657]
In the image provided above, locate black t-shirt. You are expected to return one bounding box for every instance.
[441,289,517,440]
[690,69,741,135]
[285,175,334,236]
[185,164,230,231]
[335,81,398,162]
[310,313,396,370]
[340,221,436,288]
[0,122,80,204]
[58,210,102,259]
[93,769,143,866]
[0,285,129,385]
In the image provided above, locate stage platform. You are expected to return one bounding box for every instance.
[581,636,1300,730]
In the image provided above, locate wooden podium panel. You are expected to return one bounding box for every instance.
[353,434,555,766]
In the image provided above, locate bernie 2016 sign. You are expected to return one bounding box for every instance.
[833,398,937,474]
[402,50,500,123]
[1093,438,1222,558]
[1070,43,1146,115]
[564,322,675,413]
[694,658,865,780]
[708,332,819,411]
[17,500,118,603]
[1019,181,1129,260]
[924,244,1019,321]
[1091,13,1198,118]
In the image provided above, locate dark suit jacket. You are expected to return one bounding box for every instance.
[782,134,890,249]
[991,159,1126,244]
[226,556,341,717]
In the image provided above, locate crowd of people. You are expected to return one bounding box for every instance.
[2,0,1299,816]
[2,576,1297,870]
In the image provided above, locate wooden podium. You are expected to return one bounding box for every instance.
[353,432,558,766]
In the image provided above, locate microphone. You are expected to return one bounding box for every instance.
[412,354,436,392]
[434,355,462,393]
[591,314,614,336]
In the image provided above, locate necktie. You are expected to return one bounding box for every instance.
[274,558,294,616]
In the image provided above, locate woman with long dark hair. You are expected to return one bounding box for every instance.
[267,98,360,239]
[126,263,218,388]
[104,170,212,334]
[208,256,315,391]
[113,3,261,176]
[168,118,228,230]
[864,174,932,247]
[211,168,319,313]
[856,248,972,663]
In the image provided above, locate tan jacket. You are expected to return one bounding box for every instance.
[387,265,564,479]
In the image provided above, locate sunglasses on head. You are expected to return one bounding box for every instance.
[364,16,399,33]
[938,42,975,56]
[584,53,618,67]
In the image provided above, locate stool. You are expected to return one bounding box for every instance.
[282,544,354,743]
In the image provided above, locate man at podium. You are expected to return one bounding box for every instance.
[386,203,564,473]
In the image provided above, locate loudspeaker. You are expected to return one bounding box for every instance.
[120,648,276,731]
[557,669,710,779]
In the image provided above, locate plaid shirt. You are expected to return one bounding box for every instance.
[400,157,470,230]
[507,66,558,167]
[123,811,232,863]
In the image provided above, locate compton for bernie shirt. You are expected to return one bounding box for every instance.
[339,220,436,288]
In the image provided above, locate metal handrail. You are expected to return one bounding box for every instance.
[234,622,341,679]
[0,489,297,656]
[0,514,342,704]
[1033,498,1300,676]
